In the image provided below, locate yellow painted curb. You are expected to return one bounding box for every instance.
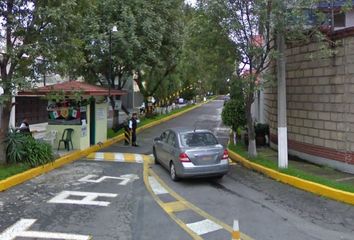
[144,165,254,240]
[0,98,215,192]
[228,149,354,206]
[136,98,216,134]
[0,134,124,192]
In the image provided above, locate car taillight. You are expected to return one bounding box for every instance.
[222,149,228,160]
[179,153,191,162]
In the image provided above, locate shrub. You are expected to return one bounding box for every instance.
[24,138,54,167]
[254,123,269,136]
[5,129,28,164]
[222,99,246,131]
[5,130,54,167]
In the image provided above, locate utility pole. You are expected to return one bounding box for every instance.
[277,0,288,169]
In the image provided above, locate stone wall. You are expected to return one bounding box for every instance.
[264,32,354,169]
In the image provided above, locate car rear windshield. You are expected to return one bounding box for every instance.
[180,132,218,147]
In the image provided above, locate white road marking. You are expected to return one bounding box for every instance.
[48,191,118,206]
[0,219,90,240]
[87,152,149,163]
[186,219,223,235]
[134,154,143,163]
[148,176,168,195]
[78,174,139,185]
[119,174,140,185]
[114,153,125,162]
[91,152,104,160]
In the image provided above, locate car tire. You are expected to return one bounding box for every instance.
[153,148,159,165]
[215,174,224,180]
[170,162,179,181]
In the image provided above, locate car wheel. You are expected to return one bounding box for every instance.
[153,148,159,165]
[170,162,179,181]
[215,175,224,180]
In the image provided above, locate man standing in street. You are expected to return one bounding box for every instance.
[129,113,140,147]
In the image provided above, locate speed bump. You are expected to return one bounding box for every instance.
[86,152,151,163]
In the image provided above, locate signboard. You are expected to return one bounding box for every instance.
[81,124,87,137]
[114,100,122,110]
[96,108,106,120]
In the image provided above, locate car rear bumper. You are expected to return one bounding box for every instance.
[178,160,229,178]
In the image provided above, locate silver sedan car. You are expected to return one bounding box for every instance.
[152,128,229,181]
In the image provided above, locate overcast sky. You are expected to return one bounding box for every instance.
[185,0,196,6]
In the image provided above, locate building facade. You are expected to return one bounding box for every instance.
[264,27,354,173]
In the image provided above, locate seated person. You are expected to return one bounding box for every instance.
[18,118,30,134]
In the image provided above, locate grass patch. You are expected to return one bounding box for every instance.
[107,128,124,139]
[107,104,196,139]
[229,143,354,193]
[0,164,30,181]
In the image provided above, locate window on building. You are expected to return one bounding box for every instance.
[334,12,346,27]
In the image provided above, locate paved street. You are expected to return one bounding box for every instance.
[1,99,354,240]
[0,160,191,240]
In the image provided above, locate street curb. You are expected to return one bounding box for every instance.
[0,99,214,192]
[227,149,354,206]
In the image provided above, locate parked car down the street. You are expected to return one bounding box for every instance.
[152,128,229,181]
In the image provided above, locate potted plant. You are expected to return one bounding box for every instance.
[254,123,269,146]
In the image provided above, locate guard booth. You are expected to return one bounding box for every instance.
[18,81,126,150]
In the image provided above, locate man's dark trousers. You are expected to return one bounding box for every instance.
[130,117,138,146]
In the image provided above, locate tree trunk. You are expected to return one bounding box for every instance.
[109,96,120,131]
[0,102,11,163]
[246,101,257,158]
[112,108,120,131]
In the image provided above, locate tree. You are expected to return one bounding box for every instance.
[0,0,90,163]
[174,4,238,98]
[208,0,330,158]
[222,79,246,139]
[75,0,184,123]
[134,0,185,114]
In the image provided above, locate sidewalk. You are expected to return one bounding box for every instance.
[256,147,354,187]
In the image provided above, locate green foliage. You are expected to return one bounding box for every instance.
[5,131,54,167]
[180,88,196,101]
[222,78,246,132]
[5,130,28,164]
[0,0,92,162]
[254,123,269,136]
[0,164,30,181]
[107,103,195,139]
[176,6,238,96]
[229,143,354,193]
[24,138,54,167]
[222,99,246,132]
[77,0,184,100]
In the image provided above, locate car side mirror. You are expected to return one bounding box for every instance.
[154,137,161,142]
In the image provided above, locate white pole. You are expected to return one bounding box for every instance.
[9,97,15,128]
[276,19,288,169]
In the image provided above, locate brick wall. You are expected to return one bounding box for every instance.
[264,34,354,164]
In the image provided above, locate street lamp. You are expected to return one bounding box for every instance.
[36,57,48,86]
[109,26,118,96]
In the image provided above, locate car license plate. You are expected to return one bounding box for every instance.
[202,156,213,161]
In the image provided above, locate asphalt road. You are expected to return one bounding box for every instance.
[103,99,354,239]
[1,99,354,240]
